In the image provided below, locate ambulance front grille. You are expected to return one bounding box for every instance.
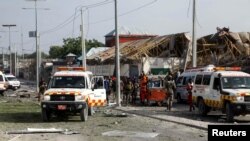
[50,95,75,101]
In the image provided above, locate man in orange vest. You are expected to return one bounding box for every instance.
[139,71,148,105]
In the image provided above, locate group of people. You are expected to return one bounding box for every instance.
[104,76,139,105]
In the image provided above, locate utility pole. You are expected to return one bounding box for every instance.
[14,44,17,76]
[24,0,48,93]
[21,27,24,60]
[2,48,4,69]
[2,24,16,74]
[0,47,5,69]
[115,0,121,107]
[192,0,197,67]
[81,8,86,69]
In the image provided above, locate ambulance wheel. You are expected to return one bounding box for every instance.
[88,106,94,116]
[226,102,234,122]
[42,109,50,122]
[80,105,88,121]
[198,99,208,116]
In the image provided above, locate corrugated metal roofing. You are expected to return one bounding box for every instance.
[105,26,154,37]
[88,32,190,63]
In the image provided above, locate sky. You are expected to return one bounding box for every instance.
[0,0,250,55]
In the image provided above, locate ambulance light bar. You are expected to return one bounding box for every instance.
[57,67,85,71]
[214,67,241,71]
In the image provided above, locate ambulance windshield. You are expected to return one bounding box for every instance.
[222,77,250,89]
[50,76,86,88]
[148,80,161,88]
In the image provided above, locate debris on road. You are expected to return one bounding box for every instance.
[6,128,79,135]
[102,130,159,138]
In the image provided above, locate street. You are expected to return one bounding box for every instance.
[0,80,249,141]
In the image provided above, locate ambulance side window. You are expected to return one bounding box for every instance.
[195,75,203,85]
[202,75,211,85]
[213,78,220,90]
[182,77,187,85]
[176,76,183,86]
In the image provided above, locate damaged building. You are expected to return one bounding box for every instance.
[196,27,250,70]
[87,32,191,77]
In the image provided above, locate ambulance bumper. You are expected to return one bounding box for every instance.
[41,101,87,111]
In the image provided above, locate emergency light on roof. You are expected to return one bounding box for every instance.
[57,67,85,71]
[214,67,241,71]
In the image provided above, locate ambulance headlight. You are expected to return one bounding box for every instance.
[75,95,84,101]
[236,96,244,102]
[44,95,50,101]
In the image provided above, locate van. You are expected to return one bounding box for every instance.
[5,74,21,90]
[192,66,250,122]
[175,65,214,103]
[0,71,7,95]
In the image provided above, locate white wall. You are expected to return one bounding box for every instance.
[143,57,182,74]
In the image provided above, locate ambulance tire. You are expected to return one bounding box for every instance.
[226,102,234,122]
[80,105,88,121]
[88,106,94,116]
[42,109,50,122]
[198,99,208,116]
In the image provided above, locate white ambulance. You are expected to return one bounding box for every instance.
[175,65,214,103]
[0,71,8,95]
[41,67,107,122]
[192,65,250,122]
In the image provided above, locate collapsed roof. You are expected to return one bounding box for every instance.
[196,27,250,67]
[87,32,191,65]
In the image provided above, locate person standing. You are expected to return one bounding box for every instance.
[187,78,195,111]
[104,77,111,104]
[165,75,176,111]
[139,71,148,105]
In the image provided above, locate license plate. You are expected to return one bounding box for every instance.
[57,105,66,110]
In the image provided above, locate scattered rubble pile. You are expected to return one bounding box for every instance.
[87,33,191,65]
[196,27,250,67]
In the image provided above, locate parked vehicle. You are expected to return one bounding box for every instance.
[146,75,167,106]
[5,74,21,90]
[0,71,8,95]
[192,65,250,122]
[41,67,107,122]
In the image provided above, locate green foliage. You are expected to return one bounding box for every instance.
[48,37,104,58]
[49,46,63,58]
[25,52,49,59]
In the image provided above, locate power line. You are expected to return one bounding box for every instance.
[90,0,158,25]
[42,0,113,35]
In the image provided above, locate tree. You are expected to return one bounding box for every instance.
[48,37,104,58]
[25,52,49,59]
[49,46,63,58]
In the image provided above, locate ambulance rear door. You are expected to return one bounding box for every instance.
[90,76,107,106]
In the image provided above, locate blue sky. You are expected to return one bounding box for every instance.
[0,0,250,54]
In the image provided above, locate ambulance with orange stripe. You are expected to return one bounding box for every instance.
[192,65,250,122]
[41,67,106,122]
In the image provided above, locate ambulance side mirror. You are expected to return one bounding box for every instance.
[216,86,220,91]
[91,84,95,91]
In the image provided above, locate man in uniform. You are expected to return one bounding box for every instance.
[165,74,176,111]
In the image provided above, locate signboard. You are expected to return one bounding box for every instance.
[29,31,36,37]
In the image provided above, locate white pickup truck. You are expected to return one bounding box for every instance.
[41,67,107,122]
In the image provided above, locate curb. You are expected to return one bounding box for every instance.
[114,108,208,131]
